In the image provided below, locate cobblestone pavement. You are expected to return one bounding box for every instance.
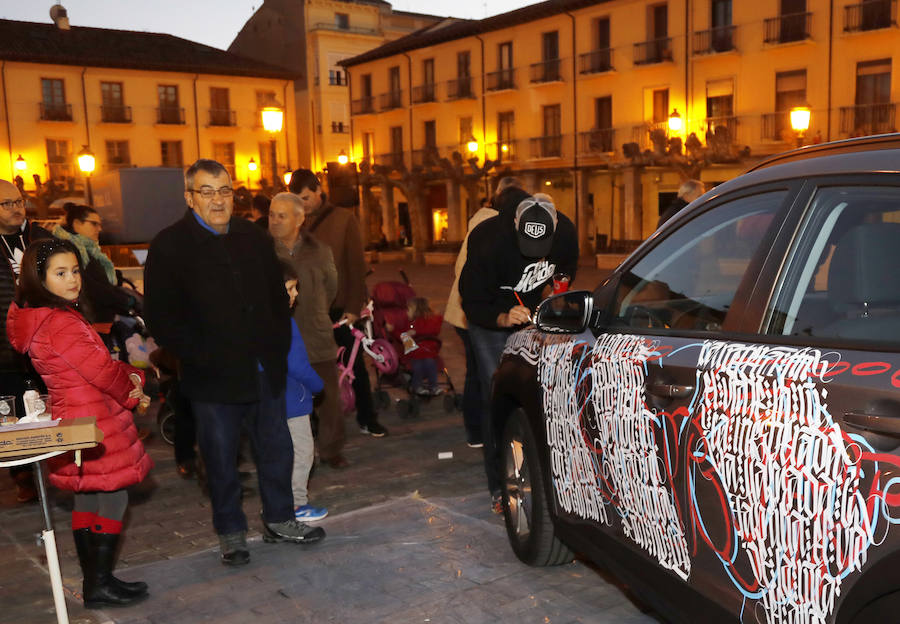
[0,260,635,624]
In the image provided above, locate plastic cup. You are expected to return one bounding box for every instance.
[552,272,570,294]
[0,395,17,426]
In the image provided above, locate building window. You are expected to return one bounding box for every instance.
[41,78,70,121]
[362,132,375,163]
[459,116,473,151]
[706,79,736,142]
[765,69,807,140]
[161,141,183,168]
[157,85,182,124]
[105,140,130,170]
[209,87,233,126]
[652,88,670,123]
[45,138,71,181]
[361,74,372,98]
[497,111,515,160]
[389,126,404,168]
[335,13,349,29]
[329,69,346,86]
[844,59,894,135]
[588,96,614,152]
[213,142,236,180]
[259,140,277,184]
[457,51,471,79]
[100,82,129,123]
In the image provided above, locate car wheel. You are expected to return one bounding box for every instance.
[157,403,175,446]
[502,407,573,567]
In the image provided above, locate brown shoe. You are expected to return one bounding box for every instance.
[323,455,350,469]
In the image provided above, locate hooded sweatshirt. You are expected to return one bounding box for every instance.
[459,188,579,330]
[6,303,152,491]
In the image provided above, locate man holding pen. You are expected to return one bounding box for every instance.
[459,190,578,512]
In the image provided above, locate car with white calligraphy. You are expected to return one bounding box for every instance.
[492,134,900,624]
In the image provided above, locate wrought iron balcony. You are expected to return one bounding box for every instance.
[486,69,516,92]
[705,116,739,143]
[579,49,613,74]
[529,135,563,159]
[579,129,615,155]
[157,106,185,125]
[208,109,236,127]
[379,91,404,111]
[693,26,737,54]
[844,0,896,31]
[632,121,669,149]
[328,72,348,86]
[375,152,405,169]
[39,102,72,121]
[411,84,437,104]
[410,146,442,168]
[351,96,375,115]
[100,105,132,123]
[840,103,897,136]
[760,112,790,141]
[530,59,562,83]
[487,140,518,163]
[633,37,673,65]
[331,121,349,134]
[764,12,812,44]
[446,77,474,100]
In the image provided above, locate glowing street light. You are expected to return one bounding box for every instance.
[248,158,257,172]
[283,170,293,186]
[261,94,284,133]
[467,137,479,154]
[14,155,26,172]
[790,105,811,147]
[337,150,349,165]
[77,145,96,205]
[668,109,683,133]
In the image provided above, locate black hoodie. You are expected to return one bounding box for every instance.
[459,188,578,330]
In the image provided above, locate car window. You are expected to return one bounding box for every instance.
[765,184,900,344]
[611,191,784,332]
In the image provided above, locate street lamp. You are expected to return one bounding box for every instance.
[283,170,293,187]
[668,109,683,133]
[247,158,257,189]
[261,94,284,133]
[77,145,95,205]
[14,155,26,172]
[337,150,349,166]
[466,136,479,154]
[790,105,811,148]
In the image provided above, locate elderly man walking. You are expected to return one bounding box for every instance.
[269,192,350,470]
[145,160,324,566]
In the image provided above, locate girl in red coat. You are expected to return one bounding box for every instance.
[6,239,152,608]
[387,296,444,396]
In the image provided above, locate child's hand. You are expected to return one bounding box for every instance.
[136,394,151,415]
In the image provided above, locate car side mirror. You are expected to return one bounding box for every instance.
[534,290,594,334]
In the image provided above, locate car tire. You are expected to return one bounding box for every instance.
[157,402,175,446]
[501,407,573,567]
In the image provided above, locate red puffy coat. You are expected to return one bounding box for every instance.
[6,303,152,492]
[391,313,443,363]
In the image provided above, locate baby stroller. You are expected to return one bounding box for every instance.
[370,271,461,419]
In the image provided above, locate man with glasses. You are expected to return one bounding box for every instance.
[145,160,324,567]
[0,178,51,503]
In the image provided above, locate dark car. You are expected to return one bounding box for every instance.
[492,134,900,624]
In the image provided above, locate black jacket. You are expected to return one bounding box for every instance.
[0,221,51,371]
[459,191,579,330]
[144,210,290,403]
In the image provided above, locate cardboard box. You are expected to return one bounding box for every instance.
[0,418,103,459]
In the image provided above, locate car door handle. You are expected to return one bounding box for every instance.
[844,412,900,437]
[648,383,694,399]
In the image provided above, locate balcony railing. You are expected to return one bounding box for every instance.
[634,37,673,65]
[328,73,348,86]
[579,129,615,154]
[579,48,613,74]
[764,12,812,44]
[446,77,474,100]
[760,112,790,141]
[840,103,897,136]
[100,105,132,123]
[705,116,739,143]
[411,146,442,168]
[375,152,405,169]
[632,121,669,149]
[529,135,563,159]
[379,91,404,111]
[844,0,896,31]
[530,59,563,83]
[209,109,236,127]
[487,140,518,163]
[331,121,349,134]
[486,69,516,92]
[411,84,437,104]
[351,96,375,115]
[39,102,72,121]
[157,106,185,124]
[693,26,737,54]
[47,163,73,181]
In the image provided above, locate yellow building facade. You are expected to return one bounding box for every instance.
[0,17,297,196]
[229,0,444,173]
[343,0,899,259]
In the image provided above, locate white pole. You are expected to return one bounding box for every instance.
[41,529,70,624]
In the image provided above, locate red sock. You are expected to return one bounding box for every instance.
[92,516,123,534]
[71,511,96,530]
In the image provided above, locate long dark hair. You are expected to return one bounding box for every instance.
[62,202,98,232]
[16,239,83,309]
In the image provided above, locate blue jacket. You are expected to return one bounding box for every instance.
[286,319,323,418]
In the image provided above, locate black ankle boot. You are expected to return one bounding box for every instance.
[83,532,148,608]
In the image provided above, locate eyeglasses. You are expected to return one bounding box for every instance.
[0,198,24,211]
[190,187,234,199]
[81,219,102,228]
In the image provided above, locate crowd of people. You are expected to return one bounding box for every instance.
[0,160,588,609]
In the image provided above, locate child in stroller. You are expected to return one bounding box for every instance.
[371,277,460,418]
[386,296,443,397]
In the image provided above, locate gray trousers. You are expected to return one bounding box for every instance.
[287,415,314,506]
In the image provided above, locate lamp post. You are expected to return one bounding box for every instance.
[76,145,95,206]
[668,109,683,134]
[261,94,284,187]
[790,105,811,148]
[14,154,26,173]
[247,158,257,189]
